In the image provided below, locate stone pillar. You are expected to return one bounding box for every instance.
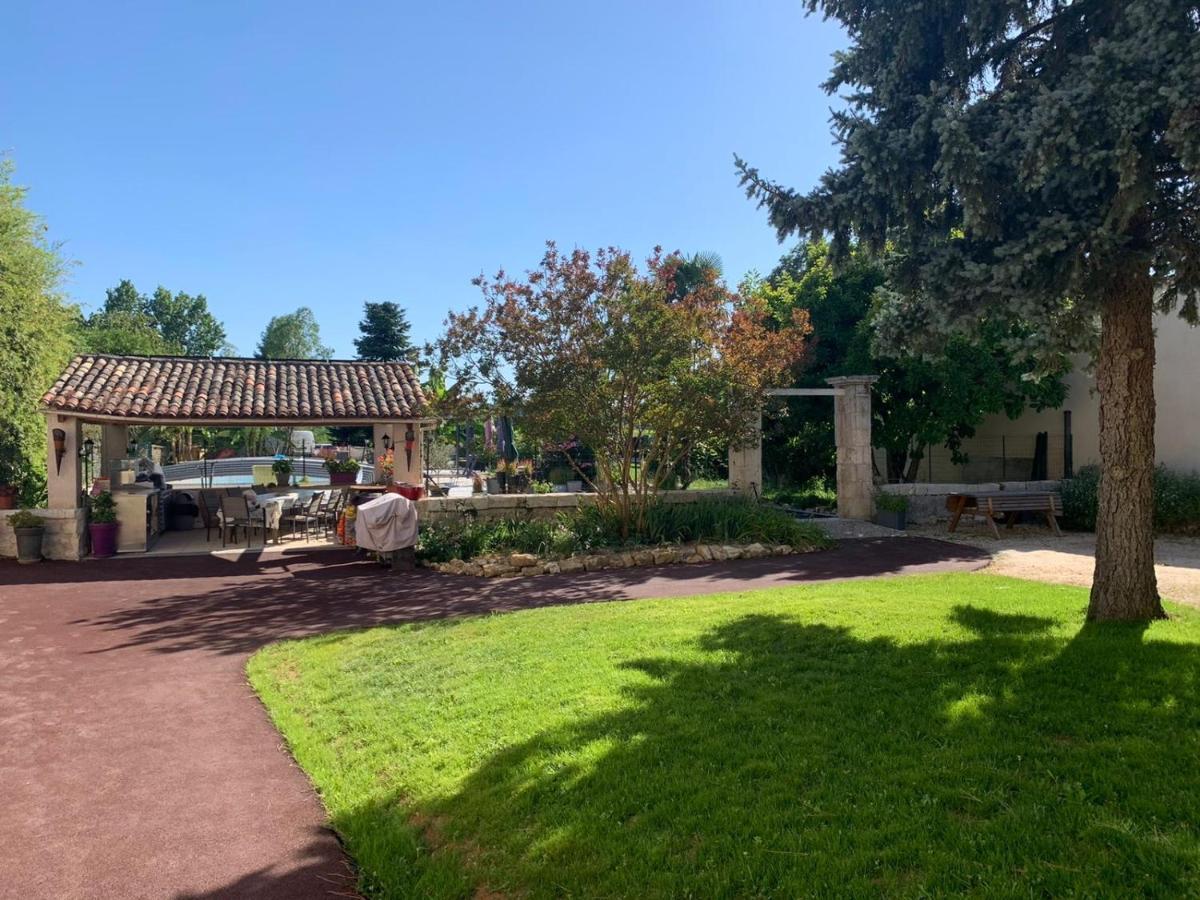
[101,423,128,481]
[828,376,878,520]
[728,410,762,497]
[372,422,393,483]
[373,422,423,484]
[399,422,422,485]
[46,414,83,510]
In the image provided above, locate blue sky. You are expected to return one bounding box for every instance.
[5,1,845,358]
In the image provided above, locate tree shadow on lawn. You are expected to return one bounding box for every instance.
[337,606,1200,898]
[61,538,986,657]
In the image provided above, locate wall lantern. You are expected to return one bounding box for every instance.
[52,428,67,474]
[381,433,392,452]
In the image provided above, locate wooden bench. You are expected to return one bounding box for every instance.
[946,491,1062,539]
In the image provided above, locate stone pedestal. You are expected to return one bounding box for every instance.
[828,376,879,520]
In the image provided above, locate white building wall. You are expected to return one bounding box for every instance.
[888,314,1199,483]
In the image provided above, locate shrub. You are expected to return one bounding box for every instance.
[764,478,837,510]
[89,491,117,524]
[7,508,44,529]
[1061,465,1200,534]
[1060,466,1101,531]
[324,458,361,475]
[875,493,909,513]
[418,499,831,563]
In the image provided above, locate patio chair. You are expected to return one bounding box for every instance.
[219,495,267,548]
[320,490,346,538]
[287,492,323,542]
[197,492,221,542]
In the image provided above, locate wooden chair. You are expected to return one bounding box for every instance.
[219,495,266,547]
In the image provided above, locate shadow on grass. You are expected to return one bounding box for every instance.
[334,608,1200,897]
[32,538,986,656]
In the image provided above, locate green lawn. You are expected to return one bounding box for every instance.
[248,575,1200,898]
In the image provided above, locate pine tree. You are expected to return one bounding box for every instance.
[354,301,414,362]
[737,0,1199,621]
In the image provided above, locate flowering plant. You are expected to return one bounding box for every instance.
[376,449,395,482]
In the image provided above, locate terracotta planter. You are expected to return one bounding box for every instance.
[0,487,15,510]
[89,521,120,558]
[329,471,357,486]
[14,526,44,564]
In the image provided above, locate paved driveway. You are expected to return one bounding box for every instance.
[0,538,987,899]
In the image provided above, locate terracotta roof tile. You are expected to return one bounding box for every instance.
[41,355,428,422]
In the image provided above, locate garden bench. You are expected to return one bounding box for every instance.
[946,491,1062,539]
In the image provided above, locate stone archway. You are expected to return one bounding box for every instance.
[728,375,879,520]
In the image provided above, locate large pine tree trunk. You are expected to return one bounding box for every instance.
[1087,271,1165,621]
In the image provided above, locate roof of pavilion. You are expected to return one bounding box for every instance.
[41,355,429,423]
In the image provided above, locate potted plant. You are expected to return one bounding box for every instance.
[472,471,484,494]
[376,449,396,484]
[8,509,46,564]
[89,492,120,557]
[324,457,361,486]
[272,458,294,487]
[874,492,909,530]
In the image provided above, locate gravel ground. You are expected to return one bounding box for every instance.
[909,523,1200,607]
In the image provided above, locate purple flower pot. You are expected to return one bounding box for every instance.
[329,471,357,486]
[89,522,119,558]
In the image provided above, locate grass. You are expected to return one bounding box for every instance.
[248,575,1200,898]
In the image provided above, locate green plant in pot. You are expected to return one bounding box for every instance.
[8,508,46,564]
[88,492,120,558]
[324,457,361,486]
[874,492,909,531]
[272,458,294,487]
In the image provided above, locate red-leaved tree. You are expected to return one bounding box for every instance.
[437,243,810,537]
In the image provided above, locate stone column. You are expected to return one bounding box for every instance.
[399,422,423,485]
[728,409,763,497]
[372,421,424,484]
[101,423,128,481]
[371,422,394,483]
[827,376,878,520]
[46,414,83,510]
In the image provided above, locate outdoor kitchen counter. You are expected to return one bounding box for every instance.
[114,487,164,553]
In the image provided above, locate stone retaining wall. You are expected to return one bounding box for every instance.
[878,480,1062,523]
[415,489,743,525]
[0,508,88,561]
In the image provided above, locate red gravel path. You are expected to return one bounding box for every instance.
[0,538,987,899]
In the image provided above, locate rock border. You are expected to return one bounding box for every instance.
[423,541,812,578]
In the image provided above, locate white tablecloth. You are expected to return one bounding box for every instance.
[255,491,319,531]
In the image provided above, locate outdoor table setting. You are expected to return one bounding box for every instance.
[255,489,318,543]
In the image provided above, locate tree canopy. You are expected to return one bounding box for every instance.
[737,0,1199,620]
[750,241,1068,484]
[354,301,414,361]
[438,243,810,535]
[0,163,76,504]
[256,307,334,360]
[79,279,228,357]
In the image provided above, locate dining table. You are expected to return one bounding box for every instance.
[256,489,318,543]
